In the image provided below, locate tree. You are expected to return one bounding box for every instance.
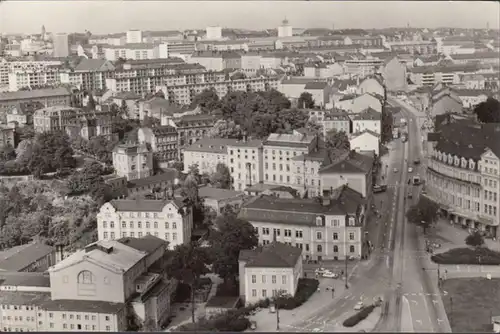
[406,196,440,234]
[474,97,500,123]
[181,170,206,230]
[15,139,34,165]
[465,231,485,248]
[210,163,232,189]
[0,144,16,161]
[325,129,350,163]
[28,132,76,178]
[207,119,242,139]
[191,89,221,112]
[143,116,160,128]
[298,92,315,108]
[381,105,394,144]
[209,214,258,284]
[166,242,210,323]
[87,136,118,164]
[86,93,96,111]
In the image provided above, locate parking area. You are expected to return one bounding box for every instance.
[303,260,359,279]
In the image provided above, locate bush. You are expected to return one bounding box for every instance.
[275,278,319,310]
[0,160,31,176]
[178,309,250,332]
[343,305,376,327]
[431,247,500,265]
[216,280,239,297]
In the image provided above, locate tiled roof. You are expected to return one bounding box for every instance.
[449,52,500,60]
[198,186,245,201]
[226,139,263,148]
[240,242,302,268]
[74,59,114,72]
[113,91,141,100]
[351,129,380,138]
[0,87,71,102]
[0,291,51,306]
[351,107,381,120]
[109,199,182,212]
[0,272,50,287]
[305,82,328,90]
[434,121,500,160]
[238,185,364,226]
[332,79,357,91]
[319,151,374,174]
[117,235,167,254]
[183,138,237,153]
[151,125,177,136]
[0,242,54,272]
[40,299,126,314]
[127,168,178,188]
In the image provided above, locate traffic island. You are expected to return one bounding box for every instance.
[441,277,500,332]
[431,247,500,265]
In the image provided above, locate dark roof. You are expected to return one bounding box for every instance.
[238,185,364,226]
[151,125,177,136]
[332,79,357,91]
[40,299,126,314]
[240,242,302,268]
[0,242,54,271]
[0,291,51,306]
[183,138,236,153]
[0,272,50,287]
[0,87,71,102]
[434,121,500,160]
[108,199,183,212]
[319,151,374,174]
[352,107,381,120]
[127,169,178,189]
[304,82,328,90]
[117,235,167,254]
[205,296,240,309]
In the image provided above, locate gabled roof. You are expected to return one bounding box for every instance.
[351,129,380,138]
[304,82,328,90]
[0,87,71,102]
[74,59,115,72]
[239,242,302,268]
[319,151,374,174]
[183,138,236,154]
[352,107,381,120]
[0,242,54,272]
[117,235,167,254]
[108,199,182,212]
[332,79,357,91]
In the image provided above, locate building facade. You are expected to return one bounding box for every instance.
[112,143,154,181]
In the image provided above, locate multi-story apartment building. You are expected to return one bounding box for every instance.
[262,132,318,189]
[33,106,112,140]
[89,33,126,46]
[0,87,71,114]
[238,184,366,261]
[321,111,351,137]
[409,63,492,87]
[227,139,264,191]
[0,242,55,272]
[8,65,63,91]
[97,199,193,248]
[112,142,153,181]
[426,120,500,237]
[239,242,303,305]
[448,52,500,66]
[343,57,384,77]
[162,113,218,152]
[351,107,382,135]
[0,58,62,87]
[156,75,281,106]
[137,126,178,165]
[182,138,233,174]
[53,33,69,58]
[59,59,115,92]
[103,43,162,61]
[0,235,177,332]
[387,40,438,55]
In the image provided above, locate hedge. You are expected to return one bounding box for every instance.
[431,247,500,265]
[343,305,376,327]
[275,278,319,310]
[178,309,250,332]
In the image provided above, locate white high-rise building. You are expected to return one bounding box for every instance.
[278,18,293,38]
[126,29,143,44]
[206,26,222,40]
[53,33,69,57]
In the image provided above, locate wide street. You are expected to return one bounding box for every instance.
[284,107,408,332]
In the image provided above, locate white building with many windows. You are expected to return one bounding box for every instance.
[238,242,303,305]
[238,185,366,261]
[97,199,193,249]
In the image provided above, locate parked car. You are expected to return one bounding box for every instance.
[315,267,327,275]
[373,184,388,193]
[250,321,257,330]
[408,192,413,199]
[354,302,364,310]
[323,271,339,279]
[393,167,399,173]
[408,167,413,173]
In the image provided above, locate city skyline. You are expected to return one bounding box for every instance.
[0,1,499,35]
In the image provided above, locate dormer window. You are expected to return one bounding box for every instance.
[469,159,475,170]
[316,216,323,226]
[349,218,355,226]
[461,158,467,168]
[454,156,460,166]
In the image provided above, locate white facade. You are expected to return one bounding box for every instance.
[97,200,193,249]
[53,33,70,58]
[205,26,222,40]
[278,20,293,38]
[103,44,160,61]
[349,131,380,156]
[126,30,143,44]
[352,118,381,135]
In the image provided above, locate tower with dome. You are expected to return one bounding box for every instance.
[278,17,293,38]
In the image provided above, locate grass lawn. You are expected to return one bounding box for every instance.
[431,247,500,265]
[442,278,498,332]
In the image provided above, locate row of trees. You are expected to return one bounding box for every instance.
[474,97,500,123]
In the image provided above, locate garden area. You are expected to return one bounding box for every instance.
[441,278,500,332]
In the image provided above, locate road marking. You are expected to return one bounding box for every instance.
[432,300,439,305]
[411,300,418,305]
[415,319,422,325]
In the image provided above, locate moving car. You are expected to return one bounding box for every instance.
[393,167,399,173]
[408,167,413,173]
[250,321,257,330]
[408,192,413,199]
[354,302,364,310]
[414,158,421,165]
[315,268,327,275]
[373,184,388,193]
[312,328,322,332]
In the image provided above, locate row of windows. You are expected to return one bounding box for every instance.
[102,231,178,240]
[261,240,357,254]
[102,221,178,229]
[251,288,287,298]
[251,274,287,284]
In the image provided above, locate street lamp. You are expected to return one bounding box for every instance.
[273,289,287,330]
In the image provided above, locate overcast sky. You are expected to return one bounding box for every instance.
[1,1,499,34]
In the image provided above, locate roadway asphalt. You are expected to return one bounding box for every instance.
[284,117,406,332]
[385,97,450,333]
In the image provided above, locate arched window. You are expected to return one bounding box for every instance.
[317,245,322,253]
[77,270,94,284]
[349,245,355,253]
[77,270,96,296]
[333,245,339,253]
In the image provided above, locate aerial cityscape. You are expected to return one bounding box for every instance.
[0,1,499,333]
